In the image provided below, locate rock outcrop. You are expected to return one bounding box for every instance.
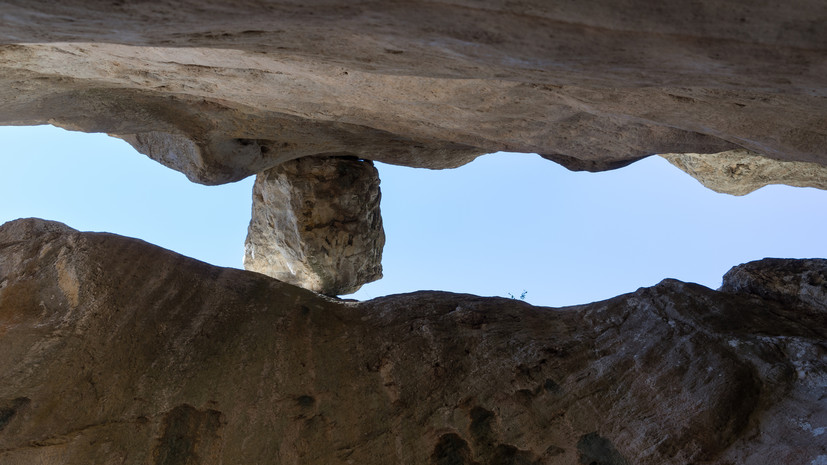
[662,150,827,196]
[0,0,825,184]
[721,258,827,311]
[1,218,825,464]
[244,156,384,295]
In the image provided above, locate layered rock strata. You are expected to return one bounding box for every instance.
[0,0,825,184]
[0,218,825,464]
[244,156,384,295]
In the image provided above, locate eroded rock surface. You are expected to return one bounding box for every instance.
[244,156,384,295]
[0,1,825,184]
[0,218,825,464]
[662,150,827,195]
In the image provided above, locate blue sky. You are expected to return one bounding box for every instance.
[2,125,826,307]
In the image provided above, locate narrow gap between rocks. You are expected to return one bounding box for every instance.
[2,125,826,307]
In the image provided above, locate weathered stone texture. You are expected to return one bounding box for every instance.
[662,150,827,196]
[244,156,384,295]
[0,1,825,184]
[0,218,825,464]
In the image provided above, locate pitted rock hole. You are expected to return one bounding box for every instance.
[153,404,224,465]
[431,433,474,465]
[0,397,30,432]
[576,432,630,465]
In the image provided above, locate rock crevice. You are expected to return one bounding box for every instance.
[2,1,826,295]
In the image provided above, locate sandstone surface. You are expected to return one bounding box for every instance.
[0,218,825,464]
[244,156,384,295]
[0,0,825,185]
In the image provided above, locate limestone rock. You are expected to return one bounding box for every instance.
[662,150,827,196]
[244,156,384,295]
[1,218,825,464]
[0,1,825,185]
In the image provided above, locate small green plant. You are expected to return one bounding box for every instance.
[507,290,527,301]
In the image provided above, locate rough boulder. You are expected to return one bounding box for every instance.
[244,156,384,295]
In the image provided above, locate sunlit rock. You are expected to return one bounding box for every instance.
[244,156,384,295]
[662,149,827,195]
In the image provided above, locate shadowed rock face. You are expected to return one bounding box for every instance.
[244,156,384,295]
[721,258,827,311]
[0,218,825,464]
[0,0,825,184]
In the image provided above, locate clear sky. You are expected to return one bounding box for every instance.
[2,125,826,307]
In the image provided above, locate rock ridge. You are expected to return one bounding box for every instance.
[0,218,824,464]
